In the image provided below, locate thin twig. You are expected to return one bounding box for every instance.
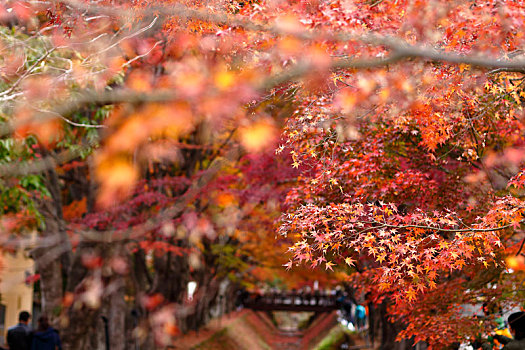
[33,107,107,129]
[516,237,525,256]
[0,48,55,97]
[83,16,158,62]
[370,0,386,8]
[365,220,513,234]
[122,41,162,68]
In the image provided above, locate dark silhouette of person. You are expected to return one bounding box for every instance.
[489,311,525,350]
[7,311,32,350]
[31,316,61,350]
[500,311,525,350]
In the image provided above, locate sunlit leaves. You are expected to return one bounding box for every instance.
[506,255,525,271]
[2,0,525,347]
[344,256,355,266]
[94,156,138,208]
[239,119,277,153]
[15,113,63,148]
[106,103,194,153]
[214,68,236,91]
[280,99,525,347]
[281,201,506,300]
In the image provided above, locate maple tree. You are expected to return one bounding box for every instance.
[273,1,525,348]
[1,0,525,349]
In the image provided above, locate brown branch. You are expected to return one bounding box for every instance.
[0,89,177,137]
[0,53,399,141]
[517,237,525,256]
[365,220,513,234]
[356,224,387,236]
[63,0,525,73]
[370,0,386,7]
[0,139,95,177]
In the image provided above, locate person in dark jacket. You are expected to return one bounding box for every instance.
[7,311,32,350]
[489,311,525,350]
[501,311,525,350]
[31,316,61,350]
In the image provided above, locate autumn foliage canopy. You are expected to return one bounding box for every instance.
[0,0,525,348]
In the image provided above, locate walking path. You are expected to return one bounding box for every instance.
[173,309,340,349]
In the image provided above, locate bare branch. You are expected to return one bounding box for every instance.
[0,140,95,177]
[0,89,176,137]
[370,0,386,7]
[0,48,55,97]
[364,219,513,234]
[122,40,162,68]
[83,16,159,62]
[517,237,525,256]
[31,107,106,129]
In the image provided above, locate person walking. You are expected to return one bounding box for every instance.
[7,311,32,350]
[355,304,367,331]
[31,316,61,350]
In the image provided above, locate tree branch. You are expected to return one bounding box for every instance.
[364,220,513,234]
[64,0,525,73]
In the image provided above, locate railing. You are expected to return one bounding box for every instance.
[244,292,338,312]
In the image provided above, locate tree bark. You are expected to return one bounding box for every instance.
[130,250,155,349]
[378,299,413,350]
[33,196,65,325]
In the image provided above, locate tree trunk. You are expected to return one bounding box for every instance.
[92,275,126,350]
[130,250,155,349]
[61,244,129,350]
[107,263,127,350]
[179,262,221,333]
[33,199,65,325]
[33,164,75,324]
[378,299,413,350]
[151,251,189,303]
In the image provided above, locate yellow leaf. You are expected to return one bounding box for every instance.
[344,257,355,266]
[376,253,386,264]
[214,70,235,90]
[95,157,138,207]
[459,63,470,72]
[239,119,277,153]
